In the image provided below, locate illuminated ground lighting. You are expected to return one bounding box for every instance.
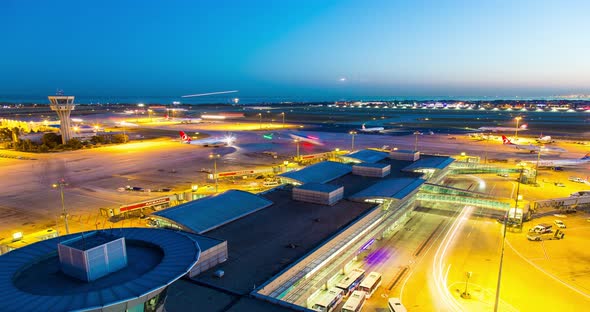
[432,205,474,311]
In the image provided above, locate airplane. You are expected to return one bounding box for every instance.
[502,136,566,153]
[179,131,234,147]
[288,132,324,145]
[358,123,385,133]
[536,135,554,144]
[262,132,324,146]
[478,125,528,132]
[164,114,202,124]
[531,153,590,168]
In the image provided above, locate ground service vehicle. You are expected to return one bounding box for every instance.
[336,268,366,296]
[554,220,566,228]
[341,290,366,312]
[529,224,552,234]
[388,298,407,312]
[527,229,565,241]
[311,287,343,312]
[358,272,382,298]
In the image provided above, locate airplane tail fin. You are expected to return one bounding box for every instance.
[582,153,590,160]
[501,135,512,145]
[179,131,191,142]
[361,124,366,130]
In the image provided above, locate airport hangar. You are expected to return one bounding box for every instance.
[0,149,455,312]
[148,149,455,311]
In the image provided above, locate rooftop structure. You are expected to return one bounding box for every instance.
[279,161,352,185]
[150,190,273,234]
[340,149,389,163]
[48,95,75,144]
[0,228,201,312]
[352,162,391,178]
[58,232,127,282]
[293,183,344,206]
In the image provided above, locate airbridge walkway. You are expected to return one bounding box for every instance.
[449,162,523,175]
[418,183,512,211]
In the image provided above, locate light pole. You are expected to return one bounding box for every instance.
[209,153,220,193]
[294,139,300,161]
[258,113,262,129]
[148,109,153,122]
[514,117,522,141]
[281,112,285,128]
[534,147,542,185]
[52,179,69,235]
[349,130,357,151]
[461,271,473,299]
[494,166,523,311]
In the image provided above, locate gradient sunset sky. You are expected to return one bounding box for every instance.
[1,0,588,97]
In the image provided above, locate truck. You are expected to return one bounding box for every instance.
[527,229,565,241]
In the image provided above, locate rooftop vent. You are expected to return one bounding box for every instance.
[58,231,127,282]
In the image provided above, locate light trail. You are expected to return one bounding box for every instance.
[181,90,238,98]
[431,205,474,312]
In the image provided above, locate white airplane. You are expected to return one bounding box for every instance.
[179,131,234,147]
[532,153,590,168]
[536,135,553,144]
[164,114,202,124]
[359,124,385,133]
[478,125,528,132]
[502,136,566,153]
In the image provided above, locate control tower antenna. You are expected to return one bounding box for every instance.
[49,92,76,144]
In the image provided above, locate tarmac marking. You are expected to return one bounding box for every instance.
[506,239,590,299]
[387,266,409,291]
[414,219,445,257]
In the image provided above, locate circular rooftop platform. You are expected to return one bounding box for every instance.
[0,228,200,312]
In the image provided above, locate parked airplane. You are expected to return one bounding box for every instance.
[359,124,385,133]
[179,131,234,147]
[478,125,528,132]
[536,135,554,144]
[165,114,202,124]
[502,136,566,153]
[531,153,590,168]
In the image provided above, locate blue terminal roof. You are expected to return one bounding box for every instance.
[343,149,389,163]
[402,156,455,171]
[279,161,352,184]
[153,190,273,234]
[295,183,342,193]
[350,178,426,201]
[353,162,390,169]
[0,228,200,312]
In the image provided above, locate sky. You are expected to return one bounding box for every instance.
[1,0,589,98]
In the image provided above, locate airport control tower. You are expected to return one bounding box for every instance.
[48,95,75,144]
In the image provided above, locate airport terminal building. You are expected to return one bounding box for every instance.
[0,150,456,312]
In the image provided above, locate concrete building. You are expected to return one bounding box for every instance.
[48,95,75,144]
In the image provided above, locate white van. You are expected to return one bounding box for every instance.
[387,298,407,312]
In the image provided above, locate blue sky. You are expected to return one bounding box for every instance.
[0,0,589,97]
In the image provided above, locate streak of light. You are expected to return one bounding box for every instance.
[181,90,238,98]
